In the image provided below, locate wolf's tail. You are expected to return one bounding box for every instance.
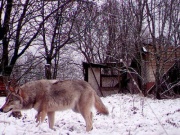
[94,93,109,115]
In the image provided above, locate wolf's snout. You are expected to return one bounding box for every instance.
[0,108,3,112]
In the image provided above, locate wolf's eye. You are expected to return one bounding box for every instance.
[8,99,13,103]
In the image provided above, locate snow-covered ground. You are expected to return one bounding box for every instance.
[0,94,180,135]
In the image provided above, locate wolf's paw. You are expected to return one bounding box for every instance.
[35,115,40,123]
[36,122,40,127]
[35,113,42,123]
[86,126,93,132]
[50,128,56,131]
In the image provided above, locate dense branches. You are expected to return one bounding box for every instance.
[0,0,179,98]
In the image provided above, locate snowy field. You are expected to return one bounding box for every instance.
[0,94,180,135]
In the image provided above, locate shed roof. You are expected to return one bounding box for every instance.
[83,62,106,68]
[83,62,123,69]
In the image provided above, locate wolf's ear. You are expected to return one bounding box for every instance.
[15,88,23,104]
[5,81,12,95]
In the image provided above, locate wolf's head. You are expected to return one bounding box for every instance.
[0,89,23,113]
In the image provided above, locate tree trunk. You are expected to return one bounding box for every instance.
[45,58,52,79]
[155,69,161,99]
[45,64,52,79]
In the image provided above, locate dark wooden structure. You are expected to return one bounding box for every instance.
[0,76,6,96]
[142,45,180,95]
[83,62,123,96]
[83,45,180,97]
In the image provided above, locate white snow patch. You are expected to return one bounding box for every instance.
[0,94,180,135]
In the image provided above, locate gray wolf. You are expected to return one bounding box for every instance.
[0,79,109,131]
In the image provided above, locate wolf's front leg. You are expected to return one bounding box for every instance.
[47,111,55,130]
[35,111,47,127]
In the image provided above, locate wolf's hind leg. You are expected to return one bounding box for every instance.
[47,111,55,130]
[79,97,93,131]
[80,109,93,132]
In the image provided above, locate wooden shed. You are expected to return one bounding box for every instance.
[83,45,180,97]
[83,62,123,96]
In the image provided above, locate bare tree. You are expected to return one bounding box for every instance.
[12,51,45,84]
[74,1,105,63]
[0,0,49,76]
[39,0,80,79]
